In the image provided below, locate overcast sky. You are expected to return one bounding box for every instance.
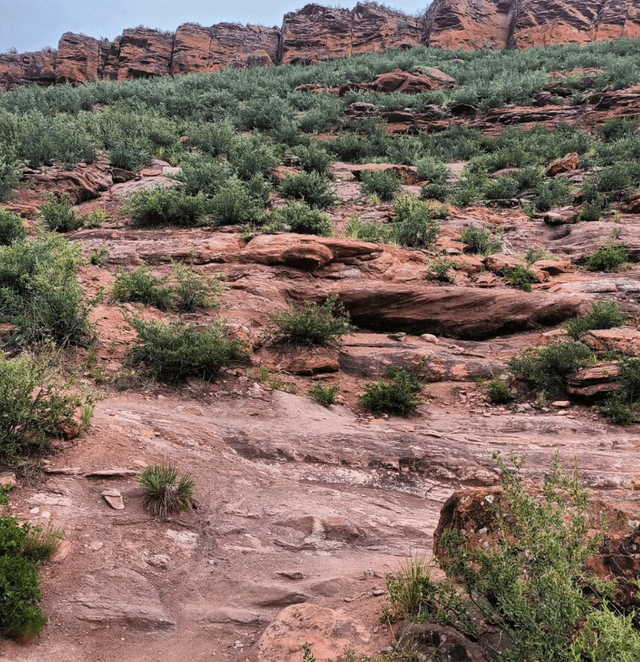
[0,1,429,53]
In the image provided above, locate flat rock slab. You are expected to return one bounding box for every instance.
[65,568,175,630]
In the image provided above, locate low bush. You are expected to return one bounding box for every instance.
[172,263,223,313]
[37,193,83,233]
[360,170,401,202]
[358,368,423,415]
[273,202,332,236]
[280,171,336,209]
[0,153,22,203]
[604,357,640,425]
[507,339,593,397]
[0,351,82,461]
[345,214,392,244]
[483,175,518,201]
[125,187,208,227]
[112,265,173,310]
[420,182,450,202]
[139,464,195,518]
[504,264,537,291]
[487,376,514,403]
[0,207,26,245]
[170,153,232,196]
[531,177,573,213]
[308,382,340,406]
[584,240,629,272]
[416,157,449,186]
[427,257,457,283]
[127,316,245,383]
[564,300,625,340]
[460,224,502,255]
[208,176,267,225]
[391,195,439,249]
[265,295,353,347]
[291,143,332,175]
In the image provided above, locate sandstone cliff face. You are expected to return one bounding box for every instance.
[0,50,56,90]
[102,28,174,81]
[171,22,279,75]
[56,33,111,84]
[280,2,421,64]
[422,0,640,50]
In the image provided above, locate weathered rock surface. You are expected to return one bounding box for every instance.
[56,33,110,84]
[171,23,280,75]
[0,49,56,90]
[422,0,640,51]
[582,328,640,357]
[102,28,174,80]
[252,604,372,662]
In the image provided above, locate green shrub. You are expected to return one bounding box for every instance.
[460,224,501,255]
[514,165,545,191]
[604,357,640,425]
[487,376,514,403]
[127,316,245,383]
[112,265,172,310]
[345,214,392,244]
[0,234,91,346]
[291,143,332,175]
[38,193,83,233]
[416,157,449,185]
[172,263,223,312]
[420,182,450,202]
[564,300,625,340]
[386,555,433,618]
[504,264,537,291]
[125,187,208,227]
[532,177,573,213]
[0,351,82,461]
[229,136,279,181]
[0,207,26,245]
[358,368,423,415]
[208,177,266,225]
[0,555,47,638]
[106,138,151,172]
[266,295,353,347]
[88,247,108,266]
[360,169,401,202]
[281,171,336,209]
[0,153,22,203]
[584,240,629,272]
[428,257,457,283]
[139,464,195,518]
[273,202,332,236]
[604,390,638,426]
[308,382,340,406]
[578,196,608,222]
[391,195,439,249]
[508,339,593,396]
[483,175,518,201]
[429,452,636,662]
[170,153,232,196]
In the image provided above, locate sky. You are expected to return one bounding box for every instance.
[0,1,429,54]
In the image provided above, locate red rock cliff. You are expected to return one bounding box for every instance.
[0,50,56,90]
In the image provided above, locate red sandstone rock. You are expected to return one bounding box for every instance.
[546,152,579,176]
[56,32,110,84]
[582,328,640,357]
[0,49,56,90]
[102,28,173,81]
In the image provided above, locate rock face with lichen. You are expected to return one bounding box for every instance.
[422,0,640,50]
[171,22,280,75]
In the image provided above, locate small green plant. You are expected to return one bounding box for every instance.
[603,357,640,425]
[487,375,514,403]
[360,169,401,202]
[308,382,339,406]
[80,401,95,432]
[504,264,537,291]
[428,257,457,283]
[524,246,550,264]
[508,339,593,397]
[125,187,208,227]
[127,316,246,383]
[272,202,332,236]
[0,207,26,245]
[171,263,223,312]
[138,464,195,518]
[265,295,353,347]
[292,143,333,175]
[358,368,423,415]
[112,265,173,310]
[584,240,629,272]
[564,300,625,340]
[0,153,22,203]
[38,193,83,233]
[88,247,108,266]
[82,209,107,228]
[345,214,392,244]
[483,175,518,201]
[281,171,336,209]
[460,224,502,255]
[391,195,439,249]
[416,157,449,185]
[386,555,433,619]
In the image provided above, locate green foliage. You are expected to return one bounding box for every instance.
[0,555,47,639]
[112,265,173,310]
[272,202,332,236]
[0,152,22,202]
[391,195,439,249]
[229,136,278,181]
[416,157,449,185]
[0,351,82,461]
[266,295,353,347]
[427,257,457,283]
[281,171,336,209]
[460,224,502,255]
[483,175,518,201]
[127,316,246,383]
[208,176,268,225]
[0,207,26,245]
[170,153,232,196]
[531,177,573,213]
[308,382,339,406]
[360,169,401,202]
[432,452,622,662]
[604,357,640,425]
[564,300,625,340]
[504,264,537,292]
[584,240,629,272]
[358,368,423,415]
[0,234,91,346]
[125,187,208,227]
[386,555,434,619]
[172,263,223,312]
[37,193,83,233]
[138,464,195,518]
[291,143,332,175]
[88,247,108,266]
[507,339,594,396]
[487,376,514,403]
[345,214,392,244]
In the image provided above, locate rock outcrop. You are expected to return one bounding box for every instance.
[0,49,56,90]
[422,0,640,50]
[171,23,280,75]
[56,33,110,84]
[102,28,174,80]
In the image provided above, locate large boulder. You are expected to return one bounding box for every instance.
[56,32,110,84]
